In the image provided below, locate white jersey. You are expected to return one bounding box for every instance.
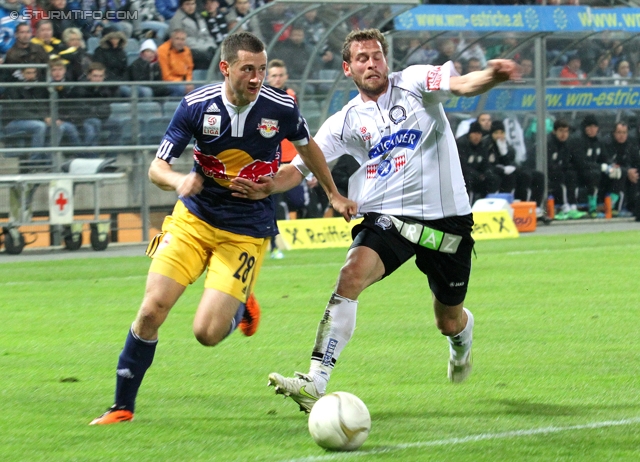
[293,61,471,220]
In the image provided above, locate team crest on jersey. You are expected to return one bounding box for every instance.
[258,118,279,138]
[389,105,407,124]
[203,115,221,136]
[426,67,442,91]
[375,215,392,230]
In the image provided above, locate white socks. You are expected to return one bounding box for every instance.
[448,308,474,362]
[309,293,358,395]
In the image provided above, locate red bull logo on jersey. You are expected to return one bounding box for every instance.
[194,148,278,188]
[368,129,421,159]
[258,118,280,138]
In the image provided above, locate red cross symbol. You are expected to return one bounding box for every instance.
[55,191,68,211]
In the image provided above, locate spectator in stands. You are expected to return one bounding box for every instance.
[456,33,486,69]
[31,20,67,56]
[486,120,518,197]
[156,0,179,22]
[519,57,534,80]
[19,0,43,36]
[157,28,194,95]
[3,23,49,81]
[545,119,585,220]
[477,112,492,137]
[48,58,82,146]
[560,54,587,86]
[225,0,264,43]
[2,66,49,160]
[567,114,603,217]
[271,25,314,82]
[612,59,631,86]
[433,38,456,66]
[589,52,612,85]
[404,38,437,66]
[608,40,628,72]
[71,61,122,148]
[0,0,25,57]
[456,121,499,203]
[602,122,640,216]
[59,27,91,81]
[169,0,216,70]
[47,0,77,40]
[259,1,294,45]
[66,0,100,40]
[92,28,130,95]
[134,0,169,42]
[100,0,135,38]
[464,57,482,74]
[266,58,307,222]
[201,0,228,49]
[128,38,171,97]
[485,33,518,61]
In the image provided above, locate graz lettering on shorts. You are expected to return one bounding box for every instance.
[322,338,338,366]
[368,129,422,159]
[389,216,462,254]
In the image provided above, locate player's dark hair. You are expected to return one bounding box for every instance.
[221,32,265,65]
[553,119,570,131]
[342,28,388,63]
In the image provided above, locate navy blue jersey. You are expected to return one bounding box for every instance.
[156,83,310,237]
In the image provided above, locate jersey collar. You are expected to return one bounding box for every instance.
[221,81,260,114]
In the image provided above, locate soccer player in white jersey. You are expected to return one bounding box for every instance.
[90,32,356,425]
[233,28,520,413]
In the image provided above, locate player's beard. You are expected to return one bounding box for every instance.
[353,73,388,100]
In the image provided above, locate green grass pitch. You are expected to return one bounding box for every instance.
[1,231,639,461]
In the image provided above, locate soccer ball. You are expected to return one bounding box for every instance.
[308,392,371,451]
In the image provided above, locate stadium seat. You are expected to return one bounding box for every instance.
[163,100,182,117]
[141,116,172,145]
[137,101,163,118]
[127,52,139,65]
[124,38,139,54]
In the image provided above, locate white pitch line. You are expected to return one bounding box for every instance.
[282,417,640,462]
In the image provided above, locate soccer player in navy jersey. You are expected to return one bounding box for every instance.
[234,29,520,413]
[90,31,356,425]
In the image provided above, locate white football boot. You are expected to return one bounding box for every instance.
[448,349,473,383]
[268,371,322,413]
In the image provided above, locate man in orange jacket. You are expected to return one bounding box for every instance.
[158,29,195,96]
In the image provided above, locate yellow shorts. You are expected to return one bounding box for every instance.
[146,201,269,302]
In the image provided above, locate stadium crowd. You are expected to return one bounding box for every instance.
[0,0,638,221]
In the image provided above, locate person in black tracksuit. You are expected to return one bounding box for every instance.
[602,121,640,217]
[566,114,603,216]
[456,121,500,202]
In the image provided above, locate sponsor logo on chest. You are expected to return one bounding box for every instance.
[258,118,280,138]
[203,115,221,136]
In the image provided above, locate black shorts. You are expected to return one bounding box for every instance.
[350,213,475,306]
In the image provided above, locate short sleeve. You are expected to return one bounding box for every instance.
[401,62,458,105]
[155,99,195,164]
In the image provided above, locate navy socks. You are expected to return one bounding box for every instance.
[114,328,157,412]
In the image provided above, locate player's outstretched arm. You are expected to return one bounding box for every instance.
[149,157,203,197]
[296,138,357,222]
[450,59,521,97]
[230,164,304,200]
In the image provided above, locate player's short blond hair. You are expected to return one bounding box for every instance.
[342,29,388,64]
